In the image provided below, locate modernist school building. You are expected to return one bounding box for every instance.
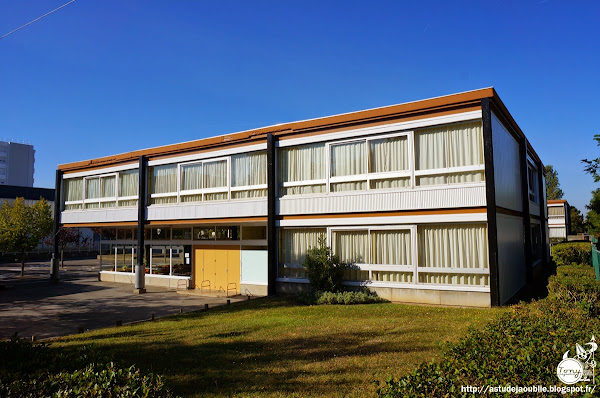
[52,88,549,307]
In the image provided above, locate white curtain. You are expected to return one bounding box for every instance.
[86,178,100,199]
[418,224,488,269]
[333,230,369,264]
[418,273,488,286]
[415,128,446,170]
[280,185,325,196]
[371,177,410,190]
[548,207,564,216]
[279,228,326,265]
[331,181,366,192]
[181,194,202,203]
[331,142,365,177]
[447,171,484,184]
[203,160,227,189]
[232,189,267,199]
[448,122,483,167]
[372,271,412,283]
[151,165,177,194]
[371,230,411,265]
[232,151,266,187]
[181,164,202,191]
[417,175,446,186]
[204,192,227,202]
[101,176,115,198]
[119,170,139,197]
[64,178,83,202]
[279,143,325,183]
[370,137,409,173]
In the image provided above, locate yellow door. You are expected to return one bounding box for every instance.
[193,245,240,295]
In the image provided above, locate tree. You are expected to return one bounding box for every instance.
[586,189,600,235]
[44,228,90,268]
[0,198,53,276]
[544,165,564,200]
[569,206,585,234]
[582,134,600,181]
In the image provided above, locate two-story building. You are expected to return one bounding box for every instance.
[52,88,549,307]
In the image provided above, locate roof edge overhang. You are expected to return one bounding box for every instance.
[58,87,541,173]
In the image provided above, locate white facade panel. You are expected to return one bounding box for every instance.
[548,217,567,226]
[491,113,522,212]
[278,184,486,215]
[61,208,138,224]
[147,199,267,221]
[496,213,526,305]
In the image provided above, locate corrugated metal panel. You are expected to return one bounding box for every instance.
[60,208,138,224]
[278,184,486,215]
[548,217,566,226]
[530,202,540,216]
[496,213,526,305]
[147,199,267,221]
[491,113,522,212]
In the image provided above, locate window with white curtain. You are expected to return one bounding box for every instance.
[417,223,489,286]
[548,206,565,217]
[63,178,83,210]
[527,162,539,203]
[369,136,411,189]
[278,143,326,196]
[118,170,139,207]
[203,159,228,201]
[150,164,178,204]
[415,121,484,186]
[231,151,267,199]
[330,141,367,192]
[180,163,202,203]
[278,228,326,278]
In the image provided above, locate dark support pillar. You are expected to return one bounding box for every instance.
[520,137,532,283]
[266,133,277,296]
[135,156,147,293]
[538,166,549,266]
[482,98,500,306]
[50,170,63,281]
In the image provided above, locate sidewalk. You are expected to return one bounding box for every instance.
[0,259,244,340]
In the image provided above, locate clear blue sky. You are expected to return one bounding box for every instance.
[1,1,598,211]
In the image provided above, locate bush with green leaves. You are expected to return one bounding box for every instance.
[376,263,600,397]
[0,336,175,398]
[547,263,600,317]
[296,289,388,305]
[302,237,346,292]
[551,242,591,266]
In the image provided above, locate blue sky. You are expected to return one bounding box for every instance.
[0,0,598,211]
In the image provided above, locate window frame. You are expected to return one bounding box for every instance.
[177,156,231,203]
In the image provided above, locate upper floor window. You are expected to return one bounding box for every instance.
[231,151,267,199]
[278,143,326,196]
[527,161,539,203]
[63,169,139,211]
[548,206,565,217]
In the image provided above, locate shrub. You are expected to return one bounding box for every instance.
[296,290,388,305]
[0,336,175,398]
[547,263,600,317]
[376,264,600,397]
[302,237,346,292]
[551,242,591,266]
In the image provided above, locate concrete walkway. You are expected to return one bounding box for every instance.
[0,259,244,340]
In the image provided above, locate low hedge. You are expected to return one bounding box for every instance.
[376,264,600,397]
[551,242,591,266]
[296,290,388,305]
[0,336,175,398]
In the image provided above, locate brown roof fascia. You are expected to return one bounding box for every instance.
[547,199,568,204]
[59,88,496,173]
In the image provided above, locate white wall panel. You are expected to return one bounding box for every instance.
[496,213,526,304]
[491,113,522,212]
[549,217,566,226]
[147,199,267,221]
[61,208,138,224]
[549,227,566,238]
[278,184,486,215]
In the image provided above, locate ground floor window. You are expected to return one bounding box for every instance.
[277,223,489,287]
[99,244,190,277]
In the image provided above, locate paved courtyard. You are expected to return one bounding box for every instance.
[0,259,243,340]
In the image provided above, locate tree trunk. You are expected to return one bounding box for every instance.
[61,248,64,268]
[20,250,25,277]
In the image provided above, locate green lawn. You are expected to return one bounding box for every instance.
[55,297,505,397]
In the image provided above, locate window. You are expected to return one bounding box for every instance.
[278,143,326,196]
[548,206,565,217]
[203,160,228,201]
[118,170,139,207]
[231,151,267,199]
[192,225,239,240]
[369,136,410,189]
[278,228,326,278]
[63,177,83,210]
[527,162,539,203]
[149,164,177,204]
[83,175,118,209]
[415,121,484,186]
[241,225,267,240]
[417,224,488,286]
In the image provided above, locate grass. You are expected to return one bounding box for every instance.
[54,297,505,397]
